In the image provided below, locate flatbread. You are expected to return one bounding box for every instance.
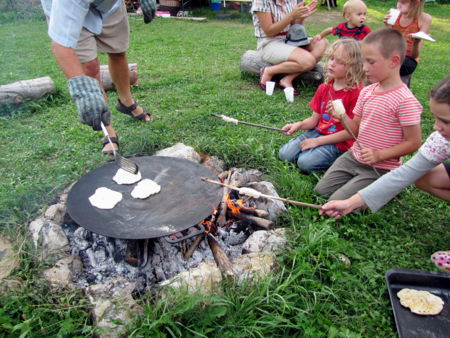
[397,288,444,316]
[113,168,142,185]
[89,187,123,209]
[131,179,161,199]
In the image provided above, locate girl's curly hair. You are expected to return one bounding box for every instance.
[324,38,366,90]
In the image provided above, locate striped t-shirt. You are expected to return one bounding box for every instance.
[351,83,422,170]
[393,15,420,58]
[251,0,296,38]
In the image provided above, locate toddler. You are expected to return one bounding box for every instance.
[318,0,371,40]
[279,39,364,174]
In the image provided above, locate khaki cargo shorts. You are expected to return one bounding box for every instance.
[75,1,129,63]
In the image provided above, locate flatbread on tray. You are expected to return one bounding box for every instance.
[113,168,142,185]
[131,179,161,199]
[397,288,444,316]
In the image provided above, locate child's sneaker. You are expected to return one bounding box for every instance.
[430,251,450,272]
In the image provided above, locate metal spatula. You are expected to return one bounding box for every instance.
[100,122,139,175]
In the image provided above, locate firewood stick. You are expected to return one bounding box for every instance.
[227,210,274,230]
[211,113,285,132]
[207,234,235,278]
[183,235,204,261]
[217,170,232,227]
[201,177,322,209]
[238,207,269,218]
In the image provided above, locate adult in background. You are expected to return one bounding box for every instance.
[252,0,328,94]
[40,0,155,153]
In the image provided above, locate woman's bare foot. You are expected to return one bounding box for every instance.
[260,66,273,87]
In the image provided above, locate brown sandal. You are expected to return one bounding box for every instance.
[116,99,153,122]
[102,136,119,155]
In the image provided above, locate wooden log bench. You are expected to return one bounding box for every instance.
[240,50,324,88]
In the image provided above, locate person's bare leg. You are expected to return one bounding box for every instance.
[82,58,118,152]
[278,37,328,88]
[108,52,151,121]
[415,164,450,201]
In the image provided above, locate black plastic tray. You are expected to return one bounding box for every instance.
[385,268,450,338]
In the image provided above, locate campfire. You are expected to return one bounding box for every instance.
[28,144,289,333]
[59,165,283,292]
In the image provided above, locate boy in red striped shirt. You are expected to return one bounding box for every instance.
[315,28,422,201]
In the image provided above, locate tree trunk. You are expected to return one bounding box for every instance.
[100,63,138,91]
[0,76,55,104]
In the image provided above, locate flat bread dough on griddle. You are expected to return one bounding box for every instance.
[89,187,123,209]
[397,288,444,316]
[113,168,142,185]
[131,179,161,199]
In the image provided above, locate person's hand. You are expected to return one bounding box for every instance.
[383,12,391,26]
[361,147,381,165]
[292,1,317,21]
[140,0,156,24]
[326,100,341,122]
[67,76,111,131]
[311,34,322,44]
[282,122,302,135]
[300,137,321,151]
[319,194,365,219]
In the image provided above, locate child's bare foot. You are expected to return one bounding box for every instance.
[259,67,272,90]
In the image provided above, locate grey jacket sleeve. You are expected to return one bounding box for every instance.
[359,152,440,212]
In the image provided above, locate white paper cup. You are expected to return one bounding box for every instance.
[284,87,295,103]
[265,81,275,96]
[387,8,400,25]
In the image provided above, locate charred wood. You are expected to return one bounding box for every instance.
[207,234,235,278]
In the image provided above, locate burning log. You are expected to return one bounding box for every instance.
[207,234,235,279]
[183,235,204,261]
[227,210,274,230]
[217,170,232,227]
[234,205,269,218]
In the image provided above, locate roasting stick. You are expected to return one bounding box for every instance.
[211,113,285,132]
[201,177,322,209]
[328,92,382,178]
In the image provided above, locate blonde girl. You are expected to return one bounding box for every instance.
[384,0,432,80]
[279,39,365,174]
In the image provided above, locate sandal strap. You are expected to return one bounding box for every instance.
[133,109,151,121]
[117,99,138,115]
[102,136,119,147]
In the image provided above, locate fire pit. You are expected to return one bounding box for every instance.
[29,144,288,333]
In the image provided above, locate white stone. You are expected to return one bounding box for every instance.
[0,236,19,280]
[246,181,288,221]
[29,217,45,247]
[86,277,141,338]
[159,260,222,296]
[232,252,277,284]
[39,221,70,261]
[44,203,66,224]
[242,228,287,254]
[43,255,81,289]
[155,143,201,163]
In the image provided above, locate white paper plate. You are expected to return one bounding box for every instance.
[411,31,436,42]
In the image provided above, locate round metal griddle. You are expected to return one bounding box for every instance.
[67,156,222,239]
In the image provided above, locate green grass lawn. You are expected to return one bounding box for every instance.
[0,0,449,336]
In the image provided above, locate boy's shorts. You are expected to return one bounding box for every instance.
[257,37,298,64]
[444,162,450,179]
[400,56,417,76]
[75,1,129,63]
[314,151,389,201]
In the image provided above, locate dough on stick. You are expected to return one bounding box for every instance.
[397,288,444,316]
[89,187,123,209]
[131,179,161,199]
[113,168,142,185]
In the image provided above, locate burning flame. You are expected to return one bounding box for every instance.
[225,193,256,215]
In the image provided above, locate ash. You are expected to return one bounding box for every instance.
[61,218,254,293]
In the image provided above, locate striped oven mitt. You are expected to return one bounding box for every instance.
[140,0,156,24]
[68,76,111,131]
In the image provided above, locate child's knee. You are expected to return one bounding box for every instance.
[297,158,314,174]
